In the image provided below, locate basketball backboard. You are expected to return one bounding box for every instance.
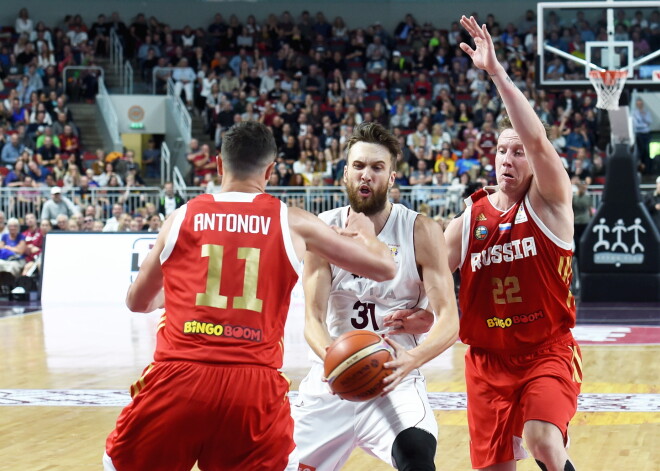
[536,0,660,90]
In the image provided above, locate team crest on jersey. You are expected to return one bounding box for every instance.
[515,205,528,224]
[474,225,488,240]
[476,212,487,221]
[389,245,399,258]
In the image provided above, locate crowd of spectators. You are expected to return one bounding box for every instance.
[0,6,658,290]
[161,7,658,192]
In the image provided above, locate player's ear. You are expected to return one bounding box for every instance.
[216,154,223,175]
[388,171,396,188]
[264,161,276,181]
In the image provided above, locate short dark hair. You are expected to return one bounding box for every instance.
[220,121,277,178]
[345,122,400,170]
[498,115,552,140]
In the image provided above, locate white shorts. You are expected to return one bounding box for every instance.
[292,362,437,471]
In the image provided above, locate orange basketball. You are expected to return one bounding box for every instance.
[323,330,394,402]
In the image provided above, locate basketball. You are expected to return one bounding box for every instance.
[323,330,394,402]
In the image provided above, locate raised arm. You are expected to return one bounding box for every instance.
[302,250,334,360]
[459,16,572,208]
[383,215,459,392]
[288,207,396,282]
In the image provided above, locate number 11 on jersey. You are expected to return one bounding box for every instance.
[195,244,264,313]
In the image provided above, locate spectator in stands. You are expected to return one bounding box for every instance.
[62,164,82,189]
[389,184,412,209]
[5,159,28,187]
[41,186,80,225]
[172,58,196,110]
[36,135,61,169]
[102,204,124,232]
[9,97,29,126]
[301,64,326,98]
[26,159,47,183]
[95,162,122,187]
[20,213,42,276]
[147,214,162,232]
[158,181,184,217]
[475,121,498,165]
[59,124,80,166]
[142,138,161,179]
[570,147,593,185]
[0,218,26,278]
[189,144,216,186]
[633,98,652,175]
[17,75,36,106]
[565,122,592,160]
[15,8,34,34]
[1,133,25,167]
[572,180,593,262]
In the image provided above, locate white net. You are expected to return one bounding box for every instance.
[588,70,628,111]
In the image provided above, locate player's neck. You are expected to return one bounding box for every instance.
[369,201,393,235]
[219,175,265,194]
[490,190,522,213]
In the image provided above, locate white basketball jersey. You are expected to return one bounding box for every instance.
[320,204,427,352]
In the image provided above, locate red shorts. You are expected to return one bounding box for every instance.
[465,333,582,469]
[106,361,295,471]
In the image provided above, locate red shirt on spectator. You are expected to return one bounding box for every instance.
[22,227,43,263]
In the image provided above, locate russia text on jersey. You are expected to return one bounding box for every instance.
[183,320,262,342]
[193,213,272,234]
[470,236,538,272]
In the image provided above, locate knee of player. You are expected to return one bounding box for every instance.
[391,427,436,471]
[524,424,563,461]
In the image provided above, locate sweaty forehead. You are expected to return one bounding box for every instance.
[497,129,522,146]
[348,142,392,165]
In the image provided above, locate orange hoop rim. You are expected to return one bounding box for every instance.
[588,70,628,79]
[588,70,628,88]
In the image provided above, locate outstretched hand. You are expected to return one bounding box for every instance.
[383,308,434,335]
[381,336,420,394]
[459,15,499,75]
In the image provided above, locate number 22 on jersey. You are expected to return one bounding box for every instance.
[195,244,263,313]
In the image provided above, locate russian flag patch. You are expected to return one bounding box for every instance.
[499,223,512,232]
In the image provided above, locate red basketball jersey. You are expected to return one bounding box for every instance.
[155,192,300,368]
[458,189,576,353]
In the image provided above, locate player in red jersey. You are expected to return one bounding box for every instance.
[103,121,396,471]
[444,17,581,471]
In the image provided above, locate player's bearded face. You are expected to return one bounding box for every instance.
[346,173,390,216]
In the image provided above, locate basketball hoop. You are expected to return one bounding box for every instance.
[588,70,628,111]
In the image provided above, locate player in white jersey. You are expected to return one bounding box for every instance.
[292,122,460,471]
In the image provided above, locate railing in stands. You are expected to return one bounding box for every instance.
[160,141,171,186]
[167,77,192,144]
[122,60,134,95]
[0,185,650,225]
[172,167,188,200]
[109,29,123,86]
[97,79,123,151]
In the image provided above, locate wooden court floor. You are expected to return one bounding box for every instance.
[1,305,658,470]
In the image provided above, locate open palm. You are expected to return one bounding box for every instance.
[459,15,499,75]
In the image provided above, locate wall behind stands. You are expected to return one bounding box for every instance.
[1,0,563,32]
[110,95,167,134]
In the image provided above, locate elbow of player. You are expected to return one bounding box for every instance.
[125,291,150,313]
